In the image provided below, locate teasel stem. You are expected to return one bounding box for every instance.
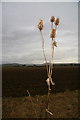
[46,86,50,118]
[50,39,54,78]
[46,21,55,118]
[50,24,57,74]
[40,30,49,76]
[46,22,53,118]
[50,22,54,77]
[51,22,53,29]
[40,30,51,118]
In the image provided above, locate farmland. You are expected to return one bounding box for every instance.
[2,65,79,118]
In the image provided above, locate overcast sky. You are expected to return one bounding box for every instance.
[2,2,78,64]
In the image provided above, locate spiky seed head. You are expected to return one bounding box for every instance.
[50,28,56,38]
[55,18,59,26]
[38,19,43,31]
[50,16,55,22]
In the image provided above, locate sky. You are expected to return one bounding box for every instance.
[1,2,78,64]
[1,0,80,2]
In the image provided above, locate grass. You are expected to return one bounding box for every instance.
[2,89,79,118]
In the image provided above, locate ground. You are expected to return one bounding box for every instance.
[2,65,79,118]
[2,89,79,118]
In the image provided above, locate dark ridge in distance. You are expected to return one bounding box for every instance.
[1,63,80,67]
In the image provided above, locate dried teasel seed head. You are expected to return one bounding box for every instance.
[38,19,43,31]
[50,16,55,22]
[50,28,56,38]
[55,18,59,26]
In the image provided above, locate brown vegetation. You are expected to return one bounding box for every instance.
[2,90,79,118]
[2,65,79,118]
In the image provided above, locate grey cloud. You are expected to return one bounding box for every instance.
[2,50,44,64]
[2,2,78,64]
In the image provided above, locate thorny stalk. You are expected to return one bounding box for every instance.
[40,31,49,75]
[38,17,60,118]
[46,22,54,118]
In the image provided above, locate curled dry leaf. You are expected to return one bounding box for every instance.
[53,40,57,47]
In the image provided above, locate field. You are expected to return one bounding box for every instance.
[2,65,80,118]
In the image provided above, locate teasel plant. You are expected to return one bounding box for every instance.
[38,16,60,118]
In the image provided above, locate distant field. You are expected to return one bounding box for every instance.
[2,65,79,97]
[2,65,79,118]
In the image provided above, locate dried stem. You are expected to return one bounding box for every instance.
[46,21,55,118]
[40,30,49,76]
[38,17,59,118]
